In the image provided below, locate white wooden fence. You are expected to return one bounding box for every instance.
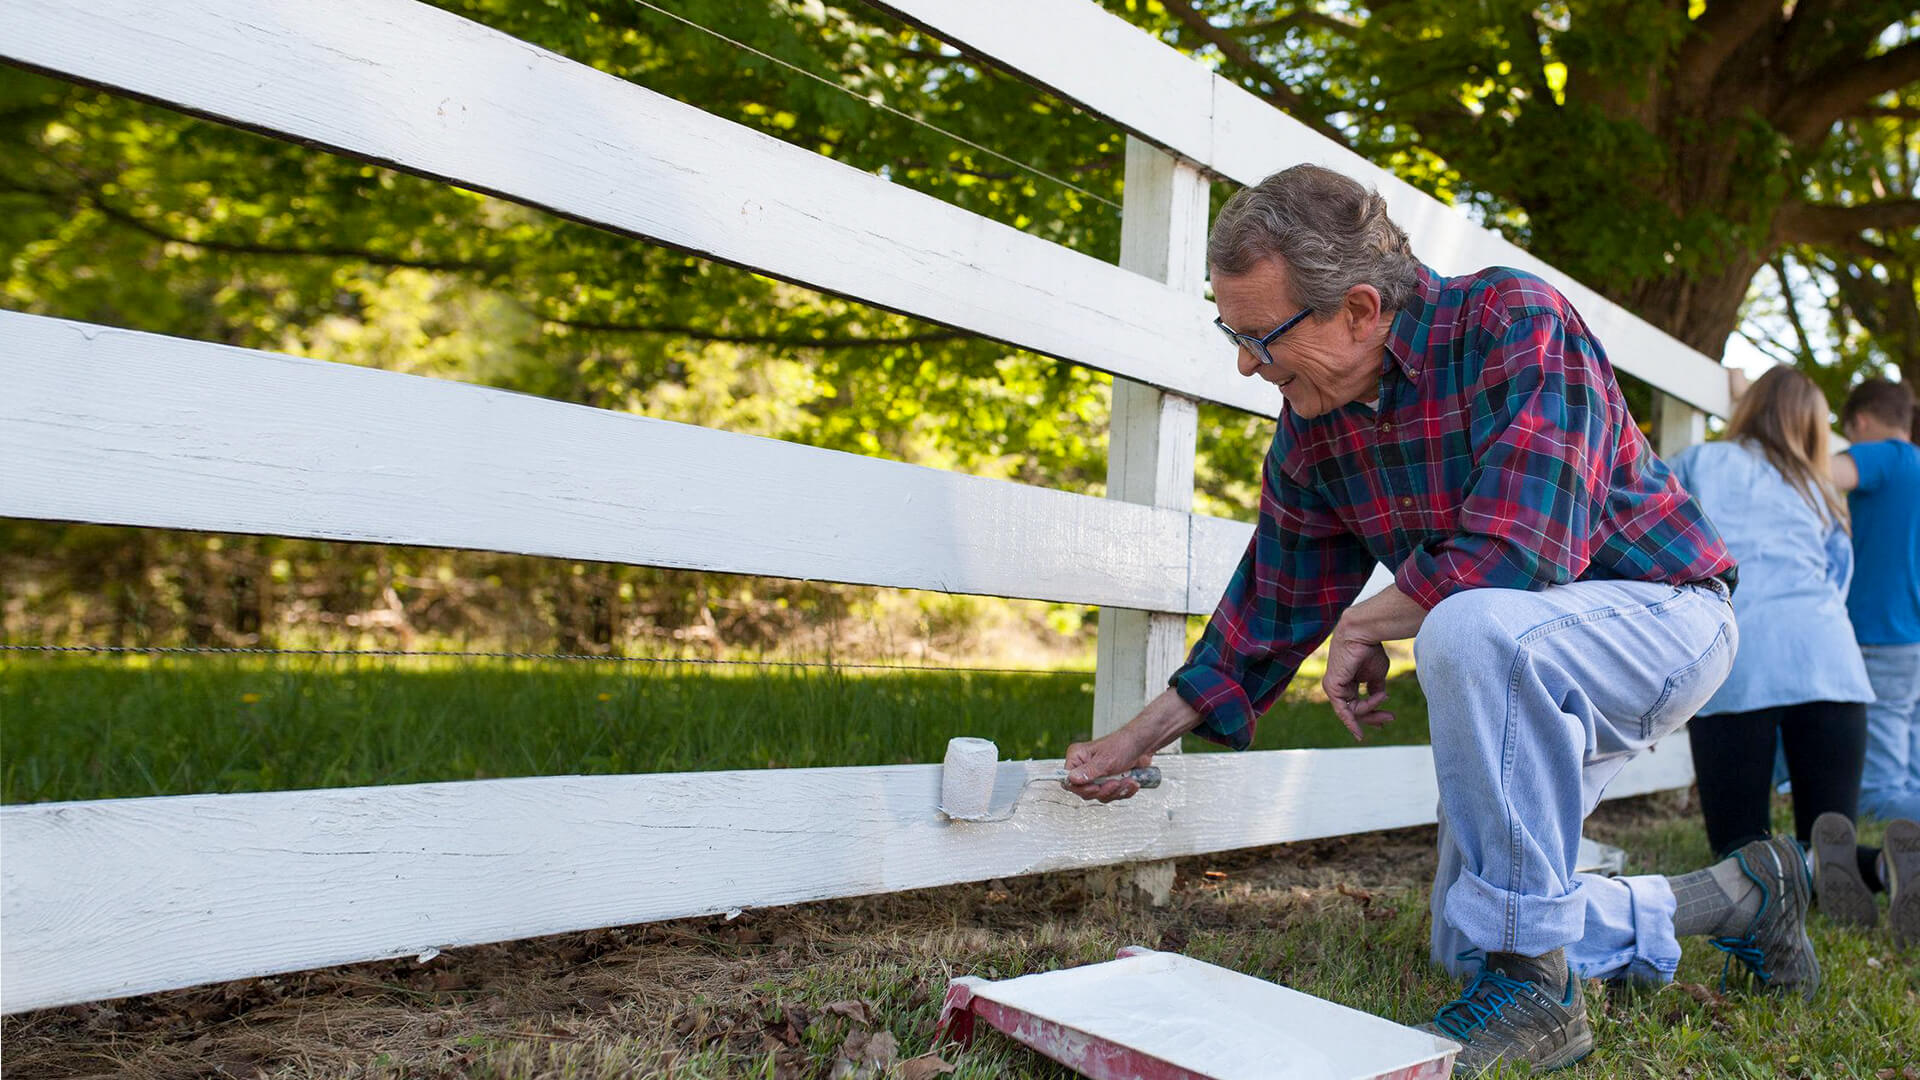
[0,0,1727,1014]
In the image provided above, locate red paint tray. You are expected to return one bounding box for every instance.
[937,947,1457,1080]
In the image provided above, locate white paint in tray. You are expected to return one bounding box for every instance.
[956,950,1456,1080]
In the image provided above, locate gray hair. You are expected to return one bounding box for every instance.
[1208,165,1421,317]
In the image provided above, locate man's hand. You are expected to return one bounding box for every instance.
[1323,623,1394,741]
[1063,688,1200,803]
[1321,584,1428,741]
[1063,732,1154,803]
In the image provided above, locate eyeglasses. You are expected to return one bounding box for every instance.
[1214,307,1312,367]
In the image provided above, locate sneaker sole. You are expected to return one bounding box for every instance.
[1887,819,1920,949]
[1812,813,1877,929]
[1422,1024,1593,1076]
[1538,1029,1595,1072]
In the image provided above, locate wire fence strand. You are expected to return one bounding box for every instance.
[0,642,1086,676]
[624,0,1121,211]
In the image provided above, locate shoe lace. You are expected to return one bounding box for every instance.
[1706,934,1768,989]
[1432,951,1532,1041]
[1707,846,1778,989]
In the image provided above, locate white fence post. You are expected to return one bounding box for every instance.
[1092,137,1209,904]
[1651,390,1707,457]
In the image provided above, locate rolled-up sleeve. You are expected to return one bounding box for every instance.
[1395,314,1612,609]
[1170,440,1374,750]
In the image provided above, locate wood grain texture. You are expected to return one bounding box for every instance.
[0,0,1278,417]
[872,1,1731,417]
[1,311,1210,610]
[0,738,1693,1013]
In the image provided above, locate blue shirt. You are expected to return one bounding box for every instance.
[1671,440,1872,713]
[1846,439,1920,646]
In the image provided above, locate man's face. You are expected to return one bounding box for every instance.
[1211,257,1377,419]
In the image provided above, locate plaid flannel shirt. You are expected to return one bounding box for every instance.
[1171,264,1735,750]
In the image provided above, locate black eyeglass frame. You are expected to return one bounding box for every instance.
[1214,307,1313,367]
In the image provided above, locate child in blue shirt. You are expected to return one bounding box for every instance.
[1830,378,1920,946]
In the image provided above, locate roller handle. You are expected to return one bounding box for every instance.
[1057,766,1161,789]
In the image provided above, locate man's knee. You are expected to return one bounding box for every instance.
[1414,588,1519,687]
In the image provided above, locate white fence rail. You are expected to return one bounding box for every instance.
[1,743,1698,1013]
[0,0,1722,1013]
[1,312,1238,613]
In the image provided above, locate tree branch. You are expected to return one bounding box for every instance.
[532,311,973,349]
[1777,38,1920,145]
[1738,327,1806,368]
[1226,11,1360,39]
[1771,256,1819,367]
[4,181,495,275]
[1673,0,1785,102]
[1851,104,1920,120]
[10,181,970,352]
[1156,0,1350,144]
[1775,197,1920,253]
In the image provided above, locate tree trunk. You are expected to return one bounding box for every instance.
[1617,252,1772,359]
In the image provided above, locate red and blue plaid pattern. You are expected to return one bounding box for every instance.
[1172,265,1735,749]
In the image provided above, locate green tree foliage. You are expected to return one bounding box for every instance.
[1743,87,1920,416]
[0,1,1267,651]
[1126,0,1920,367]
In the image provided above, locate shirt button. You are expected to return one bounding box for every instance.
[1400,497,1413,508]
[1380,422,1393,432]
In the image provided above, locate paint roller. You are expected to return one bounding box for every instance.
[940,736,1161,822]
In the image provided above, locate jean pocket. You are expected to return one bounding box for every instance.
[1639,622,1734,741]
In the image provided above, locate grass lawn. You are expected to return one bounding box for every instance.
[3,653,1913,1078]
[0,652,1427,804]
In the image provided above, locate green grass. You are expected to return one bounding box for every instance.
[0,653,1430,803]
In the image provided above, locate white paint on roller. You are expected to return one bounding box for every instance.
[941,737,1000,819]
[959,950,1456,1079]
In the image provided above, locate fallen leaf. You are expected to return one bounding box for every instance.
[830,1028,900,1079]
[823,1000,876,1025]
[900,1052,956,1079]
[864,1030,898,1066]
[764,1005,809,1047]
[1676,983,1726,1008]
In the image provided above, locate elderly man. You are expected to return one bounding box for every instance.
[1064,165,1817,1073]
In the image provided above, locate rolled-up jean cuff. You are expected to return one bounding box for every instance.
[1571,877,1681,983]
[1443,864,1586,957]
[1621,876,1680,983]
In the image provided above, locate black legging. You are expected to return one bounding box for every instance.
[1688,700,1882,887]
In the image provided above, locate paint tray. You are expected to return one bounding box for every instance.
[937,947,1457,1080]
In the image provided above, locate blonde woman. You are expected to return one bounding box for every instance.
[1671,367,1890,926]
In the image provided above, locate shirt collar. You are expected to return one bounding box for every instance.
[1383,263,1442,381]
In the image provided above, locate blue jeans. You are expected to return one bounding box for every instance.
[1859,642,1920,822]
[1415,579,1737,983]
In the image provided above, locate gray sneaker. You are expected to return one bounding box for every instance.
[1419,951,1592,1074]
[1885,818,1920,948]
[1812,812,1877,928]
[1708,835,1820,1001]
